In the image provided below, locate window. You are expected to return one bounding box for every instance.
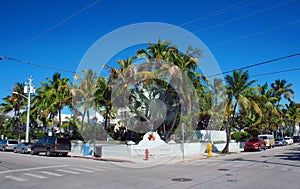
[47,137,56,144]
[8,140,18,144]
[57,138,70,144]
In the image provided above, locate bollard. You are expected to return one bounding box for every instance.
[145,148,149,160]
[206,142,212,157]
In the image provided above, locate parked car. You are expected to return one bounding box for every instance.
[284,137,294,145]
[244,137,267,151]
[258,134,275,149]
[0,139,19,151]
[275,138,287,146]
[31,137,71,156]
[14,142,33,154]
[293,136,300,143]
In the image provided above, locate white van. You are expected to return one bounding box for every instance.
[258,134,275,149]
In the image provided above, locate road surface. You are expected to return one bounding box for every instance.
[0,143,299,189]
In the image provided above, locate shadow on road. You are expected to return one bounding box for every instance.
[228,145,300,168]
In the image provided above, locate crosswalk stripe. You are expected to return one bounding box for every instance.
[56,169,80,174]
[219,163,231,167]
[232,164,243,168]
[69,168,94,173]
[5,175,27,182]
[205,162,220,167]
[24,173,47,179]
[193,162,207,166]
[83,167,105,171]
[40,171,63,177]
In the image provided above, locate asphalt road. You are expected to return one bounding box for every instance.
[0,144,299,189]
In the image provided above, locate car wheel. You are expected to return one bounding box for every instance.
[31,149,36,155]
[46,149,52,157]
[14,148,17,153]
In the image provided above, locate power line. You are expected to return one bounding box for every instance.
[209,18,300,48]
[191,0,297,34]
[251,67,300,78]
[207,53,300,77]
[0,56,76,74]
[9,0,102,54]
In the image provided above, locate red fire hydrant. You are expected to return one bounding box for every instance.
[145,148,149,160]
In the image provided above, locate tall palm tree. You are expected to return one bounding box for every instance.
[285,102,300,136]
[1,82,27,135]
[34,73,71,132]
[106,57,136,129]
[222,70,260,153]
[256,83,278,134]
[271,79,294,105]
[72,69,99,131]
[1,82,26,118]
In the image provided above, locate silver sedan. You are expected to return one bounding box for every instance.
[14,142,33,154]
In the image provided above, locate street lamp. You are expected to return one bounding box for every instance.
[12,76,34,143]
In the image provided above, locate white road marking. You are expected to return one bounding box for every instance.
[0,165,68,174]
[205,162,220,167]
[193,162,207,166]
[5,175,27,182]
[40,171,63,177]
[24,173,47,179]
[83,167,106,171]
[56,169,80,174]
[232,163,244,168]
[219,163,232,167]
[69,168,94,173]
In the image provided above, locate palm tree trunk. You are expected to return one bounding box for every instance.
[165,108,179,141]
[222,102,237,153]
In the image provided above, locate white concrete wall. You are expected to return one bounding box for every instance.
[72,141,243,158]
[193,130,226,142]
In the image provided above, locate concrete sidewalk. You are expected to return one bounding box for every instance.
[70,148,243,165]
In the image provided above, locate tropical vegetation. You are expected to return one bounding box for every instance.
[1,40,299,153]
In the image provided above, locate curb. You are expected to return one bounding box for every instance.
[71,155,135,163]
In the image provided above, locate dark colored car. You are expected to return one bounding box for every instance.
[293,136,300,143]
[31,137,71,156]
[244,137,266,152]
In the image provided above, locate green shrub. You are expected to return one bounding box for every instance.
[231,131,250,141]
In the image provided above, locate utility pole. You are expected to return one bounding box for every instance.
[24,76,34,143]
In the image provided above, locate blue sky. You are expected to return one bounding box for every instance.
[1,0,300,104]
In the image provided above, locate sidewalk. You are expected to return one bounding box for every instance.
[71,148,243,165]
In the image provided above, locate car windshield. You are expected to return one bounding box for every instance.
[248,138,258,142]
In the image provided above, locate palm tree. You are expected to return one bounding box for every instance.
[285,102,300,136]
[256,83,279,134]
[222,70,260,153]
[1,83,27,136]
[72,69,99,131]
[270,79,294,136]
[137,40,203,139]
[106,57,136,130]
[1,82,26,118]
[271,79,294,105]
[34,73,71,132]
